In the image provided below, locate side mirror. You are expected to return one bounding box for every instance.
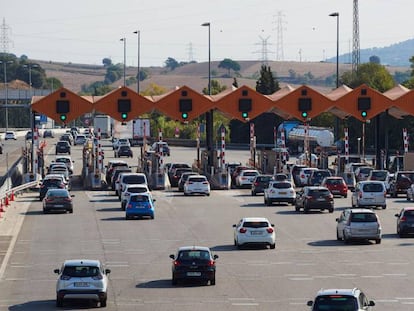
[105,269,111,274]
[232,224,236,228]
[54,269,60,274]
[71,195,75,197]
[395,214,399,217]
[169,254,175,260]
[153,199,156,202]
[335,218,339,222]
[307,301,313,307]
[213,254,219,260]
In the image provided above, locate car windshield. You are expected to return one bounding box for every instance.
[56,158,70,164]
[362,183,383,192]
[47,190,69,197]
[403,210,414,217]
[178,250,210,260]
[370,171,387,180]
[398,173,414,182]
[62,265,100,278]
[120,146,130,150]
[243,171,258,176]
[243,221,269,228]
[189,177,207,183]
[326,179,344,185]
[351,213,377,222]
[272,182,291,189]
[257,176,272,182]
[313,295,358,311]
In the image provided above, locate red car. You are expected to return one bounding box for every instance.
[321,176,348,198]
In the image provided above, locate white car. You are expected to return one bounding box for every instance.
[351,180,387,209]
[235,169,260,187]
[54,259,111,308]
[117,172,148,197]
[297,167,318,186]
[121,184,151,210]
[264,181,296,206]
[4,131,17,140]
[112,138,130,150]
[74,134,87,145]
[54,155,74,174]
[183,175,210,196]
[233,217,276,249]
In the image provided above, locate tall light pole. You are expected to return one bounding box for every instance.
[24,63,39,95]
[201,22,213,170]
[133,30,141,93]
[329,12,340,142]
[0,60,13,132]
[120,37,126,86]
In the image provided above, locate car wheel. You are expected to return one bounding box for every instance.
[251,191,256,196]
[336,229,341,241]
[69,209,73,214]
[125,215,130,220]
[151,215,154,219]
[295,204,300,212]
[210,277,216,285]
[184,192,188,196]
[343,194,347,198]
[329,208,334,213]
[375,239,381,244]
[121,202,125,210]
[392,191,397,198]
[344,231,350,244]
[56,297,63,307]
[172,276,177,285]
[234,239,237,246]
[382,205,386,210]
[270,243,276,249]
[100,298,107,307]
[266,199,272,206]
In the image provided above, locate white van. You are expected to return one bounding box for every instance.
[351,181,387,209]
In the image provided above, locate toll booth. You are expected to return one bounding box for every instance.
[257,148,288,175]
[82,140,106,190]
[142,150,166,190]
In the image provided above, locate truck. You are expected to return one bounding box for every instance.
[93,115,111,138]
[112,118,150,146]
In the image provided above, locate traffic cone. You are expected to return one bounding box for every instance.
[0,200,4,212]
[10,191,15,202]
[5,195,9,206]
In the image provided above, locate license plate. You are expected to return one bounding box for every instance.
[279,192,287,195]
[74,282,89,287]
[332,190,340,193]
[251,231,263,235]
[187,272,201,277]
[54,205,64,208]
[317,198,325,201]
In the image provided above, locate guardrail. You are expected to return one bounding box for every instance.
[0,180,39,202]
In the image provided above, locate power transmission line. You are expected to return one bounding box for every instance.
[0,18,13,53]
[253,35,273,65]
[273,11,287,61]
[352,0,360,75]
[186,42,194,63]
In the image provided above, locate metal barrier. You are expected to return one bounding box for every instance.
[0,180,39,204]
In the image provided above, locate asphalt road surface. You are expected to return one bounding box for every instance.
[0,141,413,310]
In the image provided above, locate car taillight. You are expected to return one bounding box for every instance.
[60,275,71,280]
[305,195,313,200]
[401,216,407,222]
[266,227,274,233]
[64,197,72,202]
[174,260,181,267]
[358,192,362,198]
[59,184,65,189]
[239,227,247,233]
[188,181,194,184]
[202,182,209,184]
[383,191,387,198]
[300,174,305,178]
[127,204,133,209]
[45,198,53,202]
[254,182,259,186]
[207,260,215,267]
[92,274,103,280]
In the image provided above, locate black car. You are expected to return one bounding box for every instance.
[308,169,332,186]
[251,174,273,196]
[115,145,133,158]
[170,168,193,187]
[25,131,32,140]
[39,179,66,201]
[43,130,54,138]
[169,246,218,286]
[178,172,197,191]
[105,161,129,184]
[60,134,73,145]
[43,189,74,214]
[388,171,414,197]
[295,186,334,213]
[55,141,71,155]
[395,207,414,237]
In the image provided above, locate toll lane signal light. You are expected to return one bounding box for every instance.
[60,114,67,121]
[361,110,367,118]
[241,111,248,119]
[181,112,189,119]
[121,112,128,120]
[301,111,308,118]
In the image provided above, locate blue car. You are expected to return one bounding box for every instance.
[125,193,155,220]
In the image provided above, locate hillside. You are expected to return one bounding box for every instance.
[37,59,409,94]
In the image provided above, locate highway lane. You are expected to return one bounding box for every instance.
[1,143,414,310]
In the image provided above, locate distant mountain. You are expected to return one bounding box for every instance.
[327,38,414,67]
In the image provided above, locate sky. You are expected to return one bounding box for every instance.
[2,0,413,67]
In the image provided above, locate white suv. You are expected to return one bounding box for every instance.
[264,180,296,206]
[121,184,151,210]
[233,217,276,249]
[117,172,148,197]
[54,259,111,308]
[307,288,375,310]
[351,180,387,209]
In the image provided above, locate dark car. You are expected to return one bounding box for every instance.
[39,179,66,201]
[170,168,193,187]
[43,130,54,138]
[178,172,197,192]
[251,174,273,196]
[341,172,356,192]
[55,141,71,155]
[43,189,74,214]
[169,246,218,286]
[25,131,32,140]
[111,167,132,190]
[60,134,73,145]
[168,163,191,182]
[105,160,129,184]
[308,169,332,186]
[388,171,414,197]
[115,145,133,158]
[395,207,414,237]
[294,186,334,213]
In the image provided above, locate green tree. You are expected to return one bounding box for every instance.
[369,55,381,64]
[137,68,149,81]
[202,79,227,95]
[218,58,240,77]
[165,57,179,71]
[104,64,122,84]
[45,77,63,90]
[340,62,394,92]
[256,65,279,95]
[102,58,112,67]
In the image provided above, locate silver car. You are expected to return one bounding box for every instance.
[351,181,386,209]
[336,208,382,244]
[54,259,111,308]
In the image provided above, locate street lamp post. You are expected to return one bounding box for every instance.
[329,12,340,142]
[0,60,13,132]
[201,22,214,171]
[357,137,361,159]
[120,37,126,86]
[133,30,141,93]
